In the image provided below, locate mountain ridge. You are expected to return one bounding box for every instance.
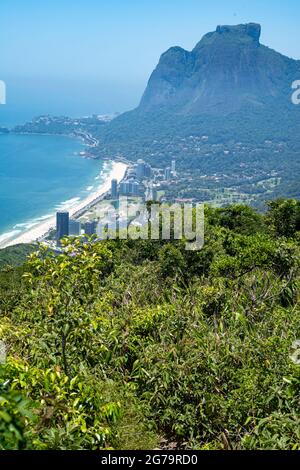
[93,23,300,206]
[138,23,300,115]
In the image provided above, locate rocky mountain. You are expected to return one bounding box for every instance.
[95,23,300,206]
[139,23,300,114]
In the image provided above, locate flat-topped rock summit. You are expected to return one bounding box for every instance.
[138,23,300,114]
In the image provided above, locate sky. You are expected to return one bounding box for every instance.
[1,0,300,124]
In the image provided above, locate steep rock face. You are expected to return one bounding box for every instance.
[139,23,300,114]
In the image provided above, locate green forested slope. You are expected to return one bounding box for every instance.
[0,200,299,450]
[0,244,36,269]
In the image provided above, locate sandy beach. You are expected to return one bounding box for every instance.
[0,161,127,249]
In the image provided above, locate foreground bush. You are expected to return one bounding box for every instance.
[0,201,299,449]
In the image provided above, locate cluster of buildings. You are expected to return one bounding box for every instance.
[56,212,98,245]
[110,159,177,201]
[110,159,152,198]
[55,159,178,246]
[111,178,139,198]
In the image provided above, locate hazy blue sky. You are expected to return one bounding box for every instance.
[1,0,300,124]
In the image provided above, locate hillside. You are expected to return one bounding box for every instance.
[0,200,299,450]
[0,244,36,269]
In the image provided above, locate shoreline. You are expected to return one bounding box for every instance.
[5,131,99,158]
[0,161,127,249]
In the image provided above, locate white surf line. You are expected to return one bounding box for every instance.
[0,161,127,249]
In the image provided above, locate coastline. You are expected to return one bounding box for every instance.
[13,130,100,156]
[0,161,127,249]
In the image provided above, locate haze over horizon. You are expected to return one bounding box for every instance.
[1,0,300,125]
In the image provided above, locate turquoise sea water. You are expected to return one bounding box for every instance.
[0,133,107,242]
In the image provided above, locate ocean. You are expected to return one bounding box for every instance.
[0,133,109,244]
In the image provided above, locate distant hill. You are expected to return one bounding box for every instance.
[97,23,300,151]
[94,24,300,206]
[139,23,300,115]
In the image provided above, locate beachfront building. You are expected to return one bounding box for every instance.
[119,180,140,196]
[84,220,97,236]
[56,212,69,244]
[119,181,130,196]
[111,179,118,199]
[171,160,176,173]
[132,181,140,196]
[69,219,81,236]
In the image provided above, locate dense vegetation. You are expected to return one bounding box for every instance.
[13,102,300,208]
[0,244,35,270]
[96,105,300,207]
[0,199,299,450]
